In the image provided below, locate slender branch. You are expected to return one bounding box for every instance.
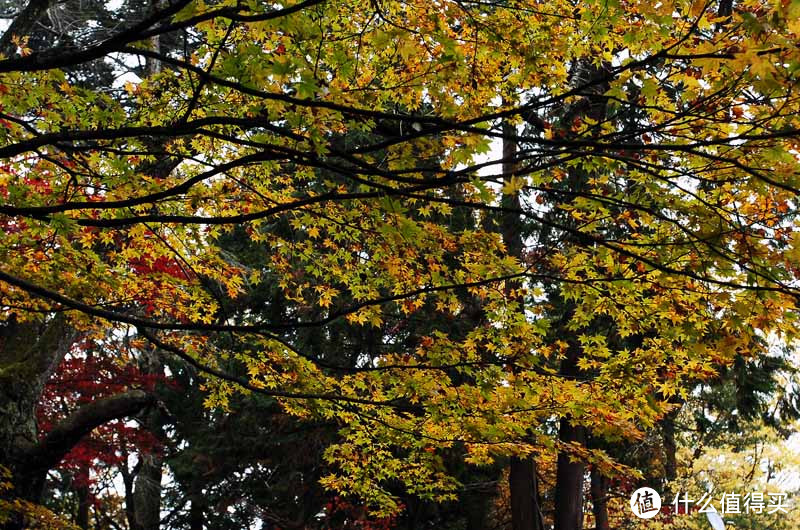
[138,329,422,410]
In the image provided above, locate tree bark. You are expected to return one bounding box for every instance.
[510,456,545,530]
[0,0,56,56]
[1,388,153,530]
[463,490,491,530]
[188,489,206,530]
[0,314,77,511]
[131,347,164,530]
[554,420,586,530]
[75,466,90,530]
[132,452,162,530]
[500,120,546,530]
[28,390,155,473]
[590,466,609,530]
[661,407,679,499]
[551,57,613,530]
[554,339,586,530]
[121,459,138,530]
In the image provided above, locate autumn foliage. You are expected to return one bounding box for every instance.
[1,0,800,528]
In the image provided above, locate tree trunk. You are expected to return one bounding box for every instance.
[131,346,164,530]
[121,459,138,530]
[510,456,545,530]
[0,315,76,528]
[554,420,586,530]
[188,490,206,530]
[0,0,56,56]
[590,466,609,530]
[75,467,90,530]
[1,387,153,529]
[463,492,490,530]
[0,314,152,529]
[661,407,679,499]
[132,453,162,530]
[551,57,613,530]
[500,120,546,530]
[554,340,586,530]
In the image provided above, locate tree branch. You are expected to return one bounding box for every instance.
[25,390,155,472]
[0,0,55,56]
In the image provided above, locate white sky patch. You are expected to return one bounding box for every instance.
[114,70,143,89]
[473,135,504,180]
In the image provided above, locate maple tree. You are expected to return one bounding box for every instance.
[2,0,800,528]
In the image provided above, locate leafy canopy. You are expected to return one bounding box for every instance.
[2,0,800,514]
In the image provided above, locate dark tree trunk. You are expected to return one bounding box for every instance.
[463,490,491,530]
[554,339,586,530]
[0,0,56,55]
[510,456,545,530]
[500,120,545,530]
[132,453,162,530]
[121,459,138,530]
[663,410,677,483]
[131,347,164,530]
[0,314,152,529]
[1,387,153,530]
[0,316,73,459]
[554,420,586,530]
[661,407,679,499]
[0,315,75,529]
[590,466,609,530]
[76,467,90,530]
[551,57,613,530]
[188,492,206,530]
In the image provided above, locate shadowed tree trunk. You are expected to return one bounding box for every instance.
[2,386,153,529]
[132,452,163,530]
[1,315,76,505]
[551,55,612,530]
[554,422,587,529]
[0,0,56,56]
[510,456,545,530]
[590,466,609,530]
[75,465,90,529]
[554,424,587,530]
[0,314,152,529]
[661,407,679,500]
[500,120,545,530]
[131,347,165,530]
[554,339,587,530]
[463,487,492,530]
[187,484,207,530]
